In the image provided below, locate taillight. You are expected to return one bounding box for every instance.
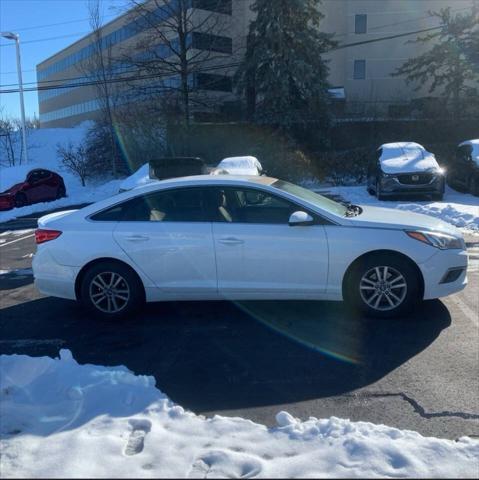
[35,229,62,244]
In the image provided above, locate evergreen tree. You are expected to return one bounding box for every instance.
[236,0,336,134]
[393,8,479,119]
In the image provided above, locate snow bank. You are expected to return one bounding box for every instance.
[1,351,477,478]
[319,185,479,233]
[118,163,157,192]
[0,124,122,223]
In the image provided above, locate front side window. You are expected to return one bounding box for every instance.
[91,188,209,222]
[272,180,348,217]
[210,187,299,224]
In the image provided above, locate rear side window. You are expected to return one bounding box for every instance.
[91,188,209,222]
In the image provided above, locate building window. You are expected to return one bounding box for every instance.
[192,0,232,15]
[195,73,232,92]
[353,60,366,80]
[355,14,367,34]
[192,32,232,54]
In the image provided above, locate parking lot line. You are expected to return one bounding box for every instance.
[0,234,35,248]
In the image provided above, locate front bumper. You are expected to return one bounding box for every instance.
[419,248,468,300]
[380,175,445,196]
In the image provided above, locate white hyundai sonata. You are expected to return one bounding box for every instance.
[32,175,468,319]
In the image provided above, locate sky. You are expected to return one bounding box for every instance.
[0,0,131,120]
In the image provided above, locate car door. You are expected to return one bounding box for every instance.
[112,187,218,299]
[25,171,48,202]
[209,186,329,299]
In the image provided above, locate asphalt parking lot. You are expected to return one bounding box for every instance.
[0,210,478,440]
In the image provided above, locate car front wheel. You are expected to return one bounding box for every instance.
[14,192,27,208]
[344,253,421,318]
[80,262,144,319]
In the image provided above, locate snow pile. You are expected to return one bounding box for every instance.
[1,351,478,478]
[118,163,157,192]
[217,156,263,176]
[0,124,122,223]
[379,142,440,174]
[320,185,479,233]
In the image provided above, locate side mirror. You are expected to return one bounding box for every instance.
[289,211,314,226]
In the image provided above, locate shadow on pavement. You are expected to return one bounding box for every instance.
[0,270,34,290]
[0,297,451,413]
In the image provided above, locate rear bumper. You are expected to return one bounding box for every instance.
[0,197,14,210]
[419,248,468,300]
[32,249,78,300]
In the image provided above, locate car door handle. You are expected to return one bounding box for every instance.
[218,237,245,245]
[125,235,150,242]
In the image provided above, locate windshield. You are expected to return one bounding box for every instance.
[272,180,348,217]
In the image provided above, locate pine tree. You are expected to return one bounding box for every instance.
[236,0,336,133]
[393,8,479,119]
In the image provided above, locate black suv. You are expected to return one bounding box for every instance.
[447,140,479,196]
[367,142,445,201]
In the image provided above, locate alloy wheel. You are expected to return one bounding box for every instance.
[89,271,130,314]
[359,266,407,312]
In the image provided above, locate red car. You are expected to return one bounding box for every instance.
[0,169,66,211]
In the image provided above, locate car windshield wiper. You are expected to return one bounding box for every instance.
[344,203,362,217]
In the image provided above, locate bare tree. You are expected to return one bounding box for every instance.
[57,142,89,186]
[123,0,234,152]
[80,0,121,176]
[0,108,22,166]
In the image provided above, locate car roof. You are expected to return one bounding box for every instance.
[380,142,425,152]
[144,174,278,187]
[459,139,479,147]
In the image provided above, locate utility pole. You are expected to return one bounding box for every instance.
[1,31,28,164]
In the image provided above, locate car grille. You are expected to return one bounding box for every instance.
[397,173,434,185]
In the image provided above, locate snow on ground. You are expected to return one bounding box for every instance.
[318,185,479,234]
[0,124,123,223]
[1,351,478,479]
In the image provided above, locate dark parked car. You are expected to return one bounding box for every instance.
[447,140,479,196]
[0,169,66,211]
[367,142,445,201]
[149,157,208,180]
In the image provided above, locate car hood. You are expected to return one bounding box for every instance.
[2,183,24,195]
[347,205,460,236]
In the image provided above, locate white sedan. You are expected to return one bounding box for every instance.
[32,175,468,319]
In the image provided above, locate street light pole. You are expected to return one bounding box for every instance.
[1,31,28,164]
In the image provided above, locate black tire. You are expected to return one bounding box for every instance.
[431,192,443,201]
[376,180,385,201]
[56,185,66,199]
[469,177,479,197]
[14,192,27,208]
[344,253,421,318]
[80,261,144,320]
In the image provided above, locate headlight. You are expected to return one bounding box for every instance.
[406,230,465,250]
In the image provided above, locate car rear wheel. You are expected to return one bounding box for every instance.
[14,192,27,208]
[344,253,421,318]
[80,262,144,319]
[469,177,479,197]
[56,186,66,199]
